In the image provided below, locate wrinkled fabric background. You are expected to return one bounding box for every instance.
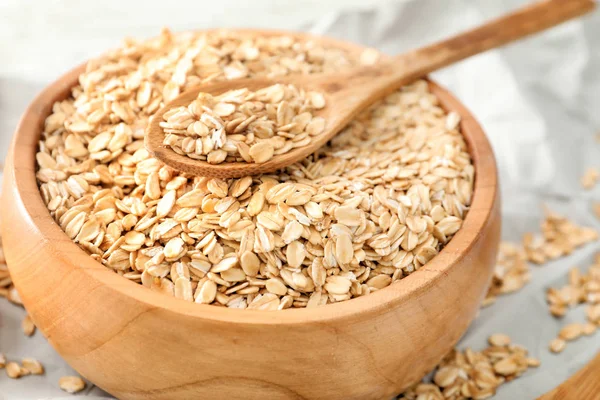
[1,0,599,398]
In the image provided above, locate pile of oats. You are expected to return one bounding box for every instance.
[162,84,326,164]
[484,208,598,308]
[523,208,598,265]
[36,29,473,310]
[1,353,44,380]
[546,257,600,353]
[483,242,531,307]
[398,335,540,400]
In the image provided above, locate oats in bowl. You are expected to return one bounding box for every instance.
[36,29,474,310]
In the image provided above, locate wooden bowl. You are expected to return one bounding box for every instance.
[1,30,500,400]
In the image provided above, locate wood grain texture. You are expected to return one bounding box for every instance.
[145,0,595,179]
[538,353,600,400]
[2,31,500,400]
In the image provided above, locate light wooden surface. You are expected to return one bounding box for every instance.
[539,353,600,400]
[146,0,595,179]
[2,31,500,400]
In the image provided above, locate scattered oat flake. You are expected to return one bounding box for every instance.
[21,358,44,375]
[59,376,87,394]
[549,338,566,353]
[593,202,600,220]
[559,323,583,341]
[484,242,530,305]
[582,322,597,335]
[527,357,541,368]
[488,333,511,347]
[22,314,36,337]
[6,362,22,379]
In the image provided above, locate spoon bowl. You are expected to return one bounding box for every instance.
[145,76,344,178]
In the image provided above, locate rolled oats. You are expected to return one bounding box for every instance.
[558,323,583,341]
[582,322,597,335]
[161,84,326,164]
[0,208,21,309]
[36,29,474,310]
[522,208,597,265]
[593,202,600,220]
[21,314,36,337]
[399,335,538,399]
[59,376,87,394]
[546,254,600,354]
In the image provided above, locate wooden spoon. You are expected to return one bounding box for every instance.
[146,0,595,178]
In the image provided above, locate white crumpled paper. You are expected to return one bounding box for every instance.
[1,0,599,398]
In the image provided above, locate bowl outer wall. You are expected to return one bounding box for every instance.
[1,29,500,400]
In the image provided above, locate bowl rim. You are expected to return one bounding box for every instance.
[7,28,498,326]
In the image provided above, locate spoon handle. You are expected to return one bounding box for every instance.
[324,0,595,102]
[400,0,595,77]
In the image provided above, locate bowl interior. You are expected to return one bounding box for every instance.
[8,29,498,325]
